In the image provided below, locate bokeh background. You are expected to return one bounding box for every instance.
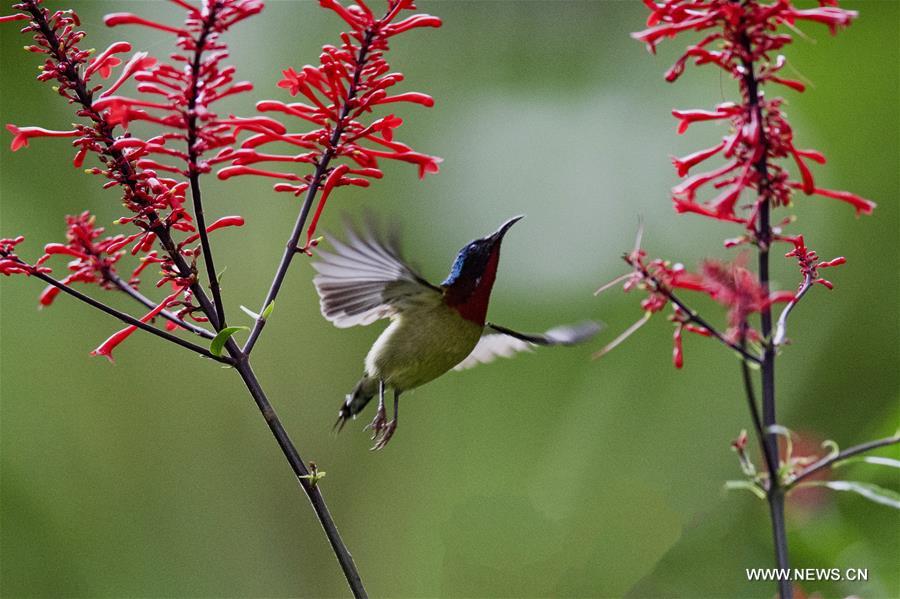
[1,1,898,597]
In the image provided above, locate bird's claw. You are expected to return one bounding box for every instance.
[363,402,388,440]
[370,420,397,451]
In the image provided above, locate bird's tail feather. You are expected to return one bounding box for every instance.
[334,376,379,431]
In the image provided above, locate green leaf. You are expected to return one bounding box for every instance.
[210,326,249,357]
[299,470,326,487]
[834,456,900,470]
[799,480,900,510]
[239,301,274,323]
[261,300,275,320]
[724,480,766,500]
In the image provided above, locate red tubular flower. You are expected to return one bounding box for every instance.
[595,1,877,369]
[90,286,185,362]
[700,259,791,339]
[0,236,34,276]
[5,125,78,151]
[103,0,263,176]
[784,235,845,290]
[221,0,442,240]
[632,0,873,226]
[33,212,136,306]
[3,0,260,328]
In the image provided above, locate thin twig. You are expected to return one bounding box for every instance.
[232,357,368,598]
[740,30,791,599]
[636,264,762,364]
[24,264,230,363]
[242,27,376,355]
[739,332,779,484]
[105,270,214,339]
[787,434,900,487]
[186,2,227,328]
[773,273,813,346]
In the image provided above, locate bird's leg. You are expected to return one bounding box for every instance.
[364,380,388,440]
[372,390,400,451]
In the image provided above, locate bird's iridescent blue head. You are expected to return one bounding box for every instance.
[442,215,523,287]
[442,215,523,323]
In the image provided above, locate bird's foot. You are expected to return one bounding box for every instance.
[370,420,397,451]
[363,402,388,441]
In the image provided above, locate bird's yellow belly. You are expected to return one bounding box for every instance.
[365,303,483,392]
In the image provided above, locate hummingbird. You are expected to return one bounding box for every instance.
[312,215,600,450]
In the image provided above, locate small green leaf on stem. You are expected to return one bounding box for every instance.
[725,480,767,500]
[261,300,275,320]
[240,301,275,323]
[210,326,249,357]
[798,480,900,509]
[299,461,326,487]
[834,456,900,470]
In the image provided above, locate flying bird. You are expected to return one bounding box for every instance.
[312,215,600,449]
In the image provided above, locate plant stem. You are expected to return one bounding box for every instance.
[105,270,215,339]
[230,355,368,598]
[773,273,813,347]
[739,334,778,482]
[740,30,792,598]
[22,262,229,362]
[243,28,375,355]
[787,433,900,487]
[635,263,762,364]
[186,1,227,328]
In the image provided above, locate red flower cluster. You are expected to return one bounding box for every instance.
[604,244,792,367]
[100,0,263,174]
[699,258,793,337]
[34,212,124,307]
[633,0,875,226]
[217,0,442,249]
[597,1,873,369]
[2,0,254,357]
[782,235,845,290]
[0,236,46,276]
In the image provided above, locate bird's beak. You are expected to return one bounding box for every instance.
[488,214,524,243]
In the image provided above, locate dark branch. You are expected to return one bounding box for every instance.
[739,28,791,599]
[242,27,376,355]
[787,433,900,487]
[27,265,229,363]
[186,3,227,328]
[739,333,779,485]
[634,263,763,364]
[231,357,368,597]
[105,270,214,339]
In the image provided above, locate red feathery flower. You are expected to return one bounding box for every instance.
[218,0,442,247]
[633,0,874,227]
[34,212,125,306]
[3,0,257,354]
[699,258,792,340]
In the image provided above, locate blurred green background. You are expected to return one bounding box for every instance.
[1,1,898,597]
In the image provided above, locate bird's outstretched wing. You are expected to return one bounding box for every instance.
[453,321,602,371]
[312,221,441,328]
